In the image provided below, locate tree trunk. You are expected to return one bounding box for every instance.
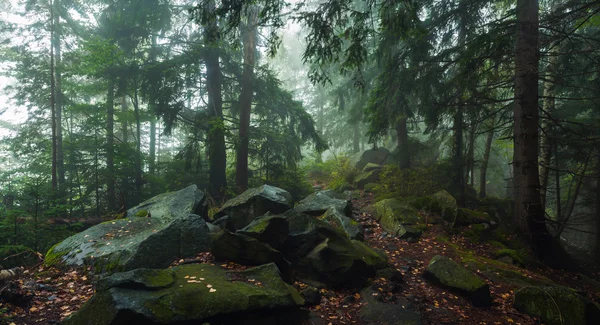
[452,108,465,206]
[353,122,360,153]
[121,93,128,144]
[596,148,600,262]
[133,84,143,204]
[149,36,158,177]
[466,121,477,187]
[395,116,410,169]
[540,43,559,211]
[205,0,227,199]
[479,118,495,199]
[50,1,57,193]
[53,6,65,192]
[235,6,258,191]
[514,0,552,259]
[106,76,116,212]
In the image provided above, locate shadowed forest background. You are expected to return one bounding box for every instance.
[1,0,600,306]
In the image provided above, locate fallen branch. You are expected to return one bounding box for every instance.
[0,267,24,281]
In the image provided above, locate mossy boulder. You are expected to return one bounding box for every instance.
[62,263,307,325]
[430,190,458,221]
[321,207,364,240]
[350,148,393,171]
[237,214,289,249]
[362,163,382,172]
[494,249,525,267]
[453,208,495,226]
[354,169,381,189]
[216,185,292,230]
[372,199,424,239]
[423,255,491,306]
[45,213,211,273]
[211,230,285,268]
[294,190,352,217]
[514,286,600,325]
[281,211,387,288]
[126,184,207,222]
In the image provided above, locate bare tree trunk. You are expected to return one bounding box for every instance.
[540,43,559,211]
[121,93,128,144]
[596,149,600,262]
[149,36,157,177]
[466,121,477,187]
[235,6,258,191]
[205,0,227,199]
[133,85,143,204]
[353,122,360,153]
[106,76,116,212]
[396,116,410,169]
[50,0,57,193]
[452,108,465,205]
[53,6,65,192]
[514,0,551,258]
[479,118,495,199]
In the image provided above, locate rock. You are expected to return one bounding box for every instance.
[127,184,207,222]
[45,213,211,273]
[300,286,321,306]
[216,185,292,230]
[299,238,387,288]
[211,230,284,267]
[354,169,381,189]
[430,190,458,221]
[281,211,387,288]
[321,207,364,240]
[238,214,289,249]
[362,163,382,172]
[423,255,491,306]
[212,215,233,230]
[372,199,425,238]
[359,286,422,325]
[350,148,393,171]
[514,286,600,325]
[376,267,404,284]
[294,190,352,217]
[63,263,307,325]
[453,208,495,226]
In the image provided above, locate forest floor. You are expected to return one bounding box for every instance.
[1,191,600,325]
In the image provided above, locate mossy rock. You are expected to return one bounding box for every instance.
[216,185,292,230]
[211,229,284,267]
[281,210,387,288]
[45,214,211,273]
[372,199,424,238]
[321,207,364,240]
[514,286,600,325]
[237,214,289,249]
[294,190,352,217]
[423,255,491,306]
[363,183,378,193]
[454,208,495,226]
[359,286,422,325]
[126,184,207,222]
[354,169,381,189]
[63,263,306,325]
[494,249,525,267]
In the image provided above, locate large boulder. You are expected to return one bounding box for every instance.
[423,255,491,307]
[320,207,364,240]
[282,211,387,288]
[127,184,207,222]
[453,208,495,226]
[354,169,381,189]
[45,213,211,273]
[237,213,289,249]
[294,190,352,217]
[350,148,393,171]
[430,190,458,221]
[372,199,425,239]
[514,286,600,325]
[62,263,307,325]
[211,230,285,268]
[216,185,292,230]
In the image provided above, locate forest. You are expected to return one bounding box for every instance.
[1,0,600,324]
